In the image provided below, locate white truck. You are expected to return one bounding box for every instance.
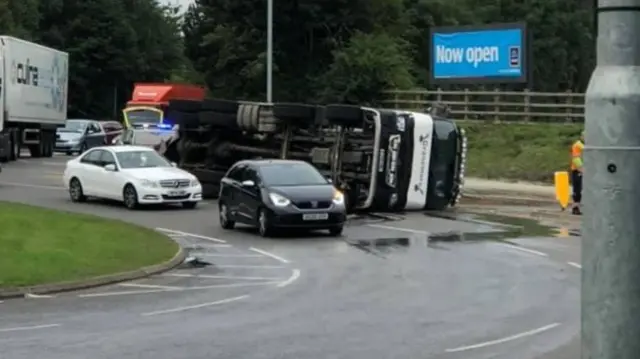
[0,36,68,162]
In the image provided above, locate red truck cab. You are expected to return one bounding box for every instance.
[122,83,205,128]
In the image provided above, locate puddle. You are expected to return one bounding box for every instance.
[425,210,570,238]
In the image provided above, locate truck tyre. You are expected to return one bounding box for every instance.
[28,144,41,158]
[168,100,201,113]
[9,129,19,161]
[325,105,363,127]
[201,99,238,114]
[273,103,317,124]
[198,111,237,128]
[43,131,54,157]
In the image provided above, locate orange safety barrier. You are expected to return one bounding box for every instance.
[554,171,570,210]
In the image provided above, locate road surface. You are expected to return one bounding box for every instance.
[0,155,581,359]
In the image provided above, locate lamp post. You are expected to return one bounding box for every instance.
[266,0,273,103]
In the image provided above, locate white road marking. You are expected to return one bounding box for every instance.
[367,224,429,235]
[498,243,548,257]
[0,324,61,333]
[249,247,290,263]
[118,283,184,290]
[141,295,249,316]
[77,281,279,298]
[214,265,285,269]
[568,262,582,269]
[162,273,286,281]
[155,228,226,243]
[278,269,301,288]
[189,253,262,258]
[0,182,64,190]
[445,323,561,353]
[24,293,54,299]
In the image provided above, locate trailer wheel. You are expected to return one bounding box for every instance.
[168,100,201,113]
[273,103,317,124]
[201,99,239,114]
[198,111,238,128]
[9,129,19,160]
[43,131,54,157]
[326,105,363,127]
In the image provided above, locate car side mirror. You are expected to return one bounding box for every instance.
[326,177,333,183]
[171,162,177,167]
[241,180,255,187]
[104,164,117,172]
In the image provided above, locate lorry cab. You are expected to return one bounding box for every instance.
[123,83,205,128]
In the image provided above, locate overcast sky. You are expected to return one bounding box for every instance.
[161,0,194,12]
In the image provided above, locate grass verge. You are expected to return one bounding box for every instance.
[0,201,178,288]
[459,121,583,183]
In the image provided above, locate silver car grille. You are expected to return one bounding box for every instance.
[159,179,190,188]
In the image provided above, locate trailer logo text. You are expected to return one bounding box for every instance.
[11,59,39,86]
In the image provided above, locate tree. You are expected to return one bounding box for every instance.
[318,32,415,105]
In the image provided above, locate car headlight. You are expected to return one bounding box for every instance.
[139,179,159,188]
[268,192,290,207]
[190,179,200,187]
[333,190,344,205]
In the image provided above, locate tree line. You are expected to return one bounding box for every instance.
[0,0,595,116]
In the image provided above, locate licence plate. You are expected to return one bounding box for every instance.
[302,213,329,221]
[168,190,186,196]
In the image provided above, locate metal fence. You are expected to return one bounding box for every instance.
[383,89,585,123]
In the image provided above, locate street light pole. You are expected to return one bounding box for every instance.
[266,0,273,103]
[583,0,640,358]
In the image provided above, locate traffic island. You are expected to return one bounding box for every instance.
[0,201,185,298]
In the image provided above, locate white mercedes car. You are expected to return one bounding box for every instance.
[63,145,202,209]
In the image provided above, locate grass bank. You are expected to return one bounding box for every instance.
[459,121,583,183]
[0,202,178,288]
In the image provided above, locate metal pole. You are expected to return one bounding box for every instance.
[266,0,273,103]
[583,0,640,358]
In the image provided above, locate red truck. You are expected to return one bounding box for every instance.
[122,83,205,128]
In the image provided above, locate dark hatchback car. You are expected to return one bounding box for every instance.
[218,159,347,237]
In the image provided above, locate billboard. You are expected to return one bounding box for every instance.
[429,23,529,84]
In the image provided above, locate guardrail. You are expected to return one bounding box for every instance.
[383,89,585,123]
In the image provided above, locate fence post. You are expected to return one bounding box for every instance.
[493,88,500,122]
[394,91,399,109]
[415,91,421,110]
[565,90,573,123]
[524,89,531,122]
[463,88,469,121]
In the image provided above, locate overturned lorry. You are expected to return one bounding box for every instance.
[148,100,466,212]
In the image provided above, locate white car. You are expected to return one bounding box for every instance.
[63,145,202,209]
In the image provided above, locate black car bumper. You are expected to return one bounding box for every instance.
[267,208,347,229]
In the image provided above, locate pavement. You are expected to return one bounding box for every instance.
[462,178,557,206]
[0,154,581,359]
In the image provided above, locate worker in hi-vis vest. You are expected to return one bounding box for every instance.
[570,131,584,215]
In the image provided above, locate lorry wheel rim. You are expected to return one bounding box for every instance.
[220,204,228,224]
[259,211,267,235]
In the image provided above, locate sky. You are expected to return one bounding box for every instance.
[161,0,194,13]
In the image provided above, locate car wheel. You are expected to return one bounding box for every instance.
[329,226,344,237]
[219,203,235,229]
[66,151,73,156]
[69,178,87,203]
[123,184,139,210]
[257,208,273,237]
[182,201,197,209]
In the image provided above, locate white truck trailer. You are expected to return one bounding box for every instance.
[0,36,69,161]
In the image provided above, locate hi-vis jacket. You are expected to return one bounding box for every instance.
[571,140,584,171]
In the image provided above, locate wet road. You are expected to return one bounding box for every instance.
[0,155,580,359]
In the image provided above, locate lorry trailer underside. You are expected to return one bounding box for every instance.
[152,100,466,213]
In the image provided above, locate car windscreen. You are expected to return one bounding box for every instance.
[115,150,172,169]
[259,163,329,186]
[126,109,161,125]
[60,120,88,133]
